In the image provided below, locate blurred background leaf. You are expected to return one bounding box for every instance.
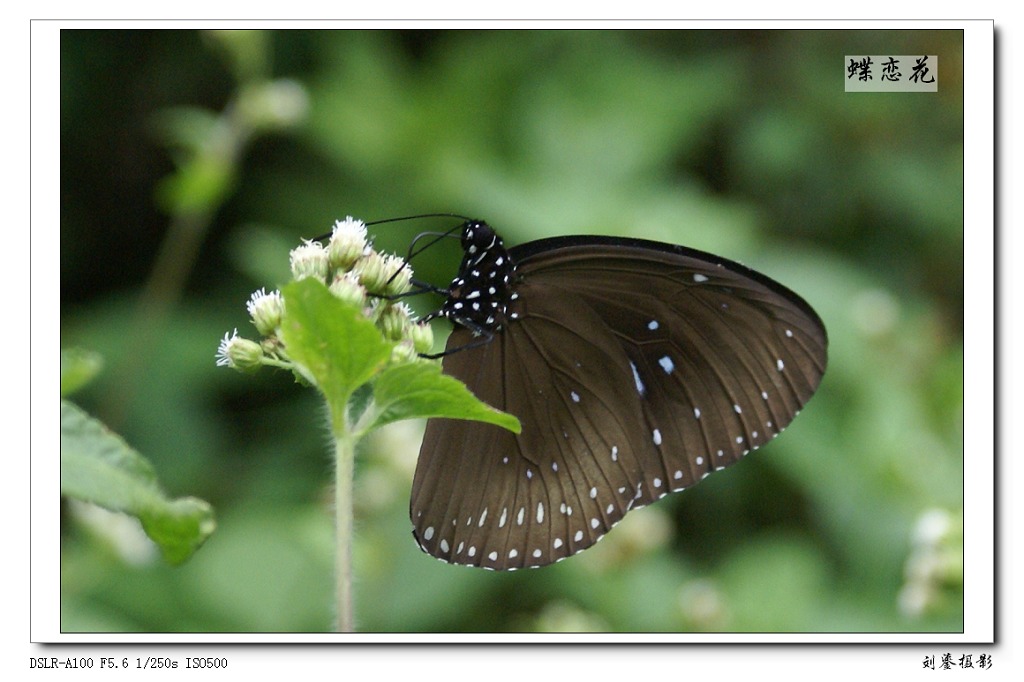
[61,347,104,397]
[60,400,215,566]
[60,28,963,633]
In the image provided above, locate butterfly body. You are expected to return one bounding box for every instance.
[411,221,827,570]
[427,220,520,336]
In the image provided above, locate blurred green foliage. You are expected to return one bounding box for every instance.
[60,399,215,565]
[60,29,964,633]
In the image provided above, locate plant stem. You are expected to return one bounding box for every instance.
[102,209,213,429]
[333,420,356,632]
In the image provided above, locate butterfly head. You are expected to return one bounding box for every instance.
[459,220,498,254]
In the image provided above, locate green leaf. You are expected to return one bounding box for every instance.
[60,348,104,397]
[155,155,235,215]
[369,361,521,434]
[60,400,215,565]
[279,278,393,423]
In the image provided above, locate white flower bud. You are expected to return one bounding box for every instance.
[246,288,284,336]
[390,340,418,365]
[351,251,389,295]
[289,239,329,281]
[327,216,369,270]
[378,302,413,342]
[381,253,413,297]
[329,271,367,309]
[410,321,434,355]
[215,329,264,372]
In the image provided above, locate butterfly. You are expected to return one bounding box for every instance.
[408,219,827,570]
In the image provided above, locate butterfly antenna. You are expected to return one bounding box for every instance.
[366,212,475,227]
[314,213,474,299]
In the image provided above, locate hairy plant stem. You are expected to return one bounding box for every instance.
[332,419,356,633]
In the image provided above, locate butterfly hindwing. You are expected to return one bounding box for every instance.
[413,288,656,569]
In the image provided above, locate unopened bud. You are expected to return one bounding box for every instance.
[327,216,370,270]
[351,251,390,295]
[246,288,284,335]
[410,321,434,355]
[215,329,264,372]
[289,240,329,281]
[378,302,413,342]
[381,254,413,297]
[390,340,418,365]
[329,272,367,308]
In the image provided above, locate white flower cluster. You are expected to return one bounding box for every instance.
[215,216,434,372]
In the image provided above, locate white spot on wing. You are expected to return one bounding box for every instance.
[629,361,646,396]
[648,320,659,330]
[693,273,709,283]
[652,428,662,445]
[658,356,675,374]
[424,526,434,541]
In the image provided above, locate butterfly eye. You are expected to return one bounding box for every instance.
[411,222,827,570]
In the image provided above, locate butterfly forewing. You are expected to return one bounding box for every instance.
[411,231,828,570]
[514,240,827,509]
